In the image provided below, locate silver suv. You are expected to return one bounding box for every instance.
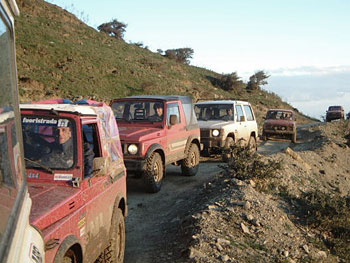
[195,100,258,161]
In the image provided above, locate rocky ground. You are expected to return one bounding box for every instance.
[146,120,350,263]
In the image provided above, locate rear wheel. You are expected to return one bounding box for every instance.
[222,137,234,162]
[262,131,267,141]
[181,143,200,176]
[97,208,125,263]
[144,152,164,193]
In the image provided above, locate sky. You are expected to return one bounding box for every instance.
[45,0,350,119]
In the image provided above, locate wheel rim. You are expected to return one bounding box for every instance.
[153,159,162,182]
[190,151,197,166]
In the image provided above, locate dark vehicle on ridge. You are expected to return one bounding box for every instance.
[110,95,201,193]
[326,105,344,122]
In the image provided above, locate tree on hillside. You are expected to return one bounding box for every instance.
[246,70,270,90]
[98,19,127,40]
[220,72,246,91]
[164,48,194,64]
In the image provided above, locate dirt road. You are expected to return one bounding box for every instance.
[124,123,323,262]
[124,159,224,263]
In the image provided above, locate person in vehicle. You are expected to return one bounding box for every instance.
[44,126,73,168]
[148,103,163,122]
[223,108,234,121]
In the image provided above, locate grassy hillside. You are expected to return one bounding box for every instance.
[15,0,314,125]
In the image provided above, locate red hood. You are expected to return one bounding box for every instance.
[118,126,163,141]
[28,183,82,231]
[264,119,295,126]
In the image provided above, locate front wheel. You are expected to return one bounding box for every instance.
[181,143,200,176]
[144,152,164,193]
[247,136,257,153]
[97,208,125,263]
[222,137,234,162]
[291,132,297,143]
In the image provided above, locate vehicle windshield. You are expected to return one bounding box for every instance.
[111,100,164,123]
[266,111,293,120]
[195,104,234,121]
[21,116,76,169]
[328,106,342,111]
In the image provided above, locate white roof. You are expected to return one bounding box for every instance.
[195,100,250,105]
[20,103,99,116]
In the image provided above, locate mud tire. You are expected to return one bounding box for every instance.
[262,131,267,141]
[222,137,234,162]
[248,136,257,153]
[181,143,200,176]
[292,132,297,143]
[96,208,125,263]
[144,152,164,193]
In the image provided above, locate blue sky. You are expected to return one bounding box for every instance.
[45,0,350,119]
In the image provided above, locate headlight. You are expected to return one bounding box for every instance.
[127,144,138,155]
[212,129,220,137]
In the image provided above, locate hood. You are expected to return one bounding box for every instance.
[264,119,295,126]
[198,120,234,130]
[28,183,82,231]
[118,126,163,141]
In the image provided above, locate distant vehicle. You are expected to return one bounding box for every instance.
[326,106,344,122]
[347,112,350,120]
[110,95,201,193]
[195,100,258,161]
[20,99,127,262]
[0,1,45,262]
[262,109,297,143]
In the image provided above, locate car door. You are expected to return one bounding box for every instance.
[243,104,257,139]
[165,102,187,163]
[234,104,249,145]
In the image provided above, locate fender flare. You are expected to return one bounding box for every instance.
[54,235,82,263]
[184,135,200,154]
[145,143,165,162]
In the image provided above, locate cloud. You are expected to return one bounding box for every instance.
[269,65,350,76]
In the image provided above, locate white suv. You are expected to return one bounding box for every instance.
[195,100,258,161]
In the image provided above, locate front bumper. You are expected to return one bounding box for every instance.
[124,158,147,172]
[201,137,225,152]
[263,129,295,135]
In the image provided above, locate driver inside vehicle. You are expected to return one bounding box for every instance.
[148,103,163,122]
[223,108,234,121]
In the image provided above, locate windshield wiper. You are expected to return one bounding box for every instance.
[24,158,54,174]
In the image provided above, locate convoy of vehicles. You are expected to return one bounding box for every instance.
[326,105,345,122]
[0,1,45,262]
[194,100,258,161]
[262,109,297,143]
[110,95,201,193]
[20,99,127,262]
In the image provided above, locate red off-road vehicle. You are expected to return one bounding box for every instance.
[262,109,297,143]
[20,99,127,263]
[110,95,201,193]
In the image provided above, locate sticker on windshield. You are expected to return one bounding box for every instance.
[22,117,58,125]
[58,119,69,127]
[54,174,73,181]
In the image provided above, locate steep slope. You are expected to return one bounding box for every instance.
[15,0,314,124]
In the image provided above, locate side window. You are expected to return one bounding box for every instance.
[167,103,181,125]
[235,105,245,122]
[82,124,100,178]
[243,105,254,121]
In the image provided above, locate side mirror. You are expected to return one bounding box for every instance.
[169,114,179,126]
[93,157,110,176]
[240,116,246,122]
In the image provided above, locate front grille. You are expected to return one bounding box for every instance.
[200,129,210,138]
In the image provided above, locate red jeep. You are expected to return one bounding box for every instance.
[20,99,127,263]
[110,95,201,193]
[262,109,297,143]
